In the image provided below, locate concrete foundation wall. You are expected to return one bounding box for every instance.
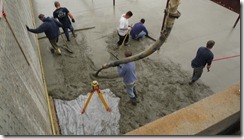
[0,0,51,135]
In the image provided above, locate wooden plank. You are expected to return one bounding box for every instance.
[49,96,61,135]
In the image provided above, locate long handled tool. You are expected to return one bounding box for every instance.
[108,51,119,60]
[38,26,95,40]
[3,10,30,65]
[146,35,156,41]
[119,33,128,50]
[60,34,73,53]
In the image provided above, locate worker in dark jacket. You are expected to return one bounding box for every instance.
[189,40,215,85]
[130,18,148,40]
[26,14,62,55]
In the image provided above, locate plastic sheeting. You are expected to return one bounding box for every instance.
[54,89,120,135]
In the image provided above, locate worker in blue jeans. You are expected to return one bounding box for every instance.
[117,50,137,105]
[189,40,215,85]
[130,18,148,40]
[53,1,76,41]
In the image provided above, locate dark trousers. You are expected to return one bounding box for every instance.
[62,25,75,40]
[117,32,129,45]
[191,66,204,82]
[49,37,59,50]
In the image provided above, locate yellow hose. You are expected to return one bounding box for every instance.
[29,0,56,135]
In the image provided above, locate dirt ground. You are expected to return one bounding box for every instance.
[43,30,214,135]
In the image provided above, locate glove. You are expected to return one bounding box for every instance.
[26,25,30,31]
[71,18,75,23]
[114,64,121,68]
[128,27,131,31]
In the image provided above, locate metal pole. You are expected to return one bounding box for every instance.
[233,15,240,28]
[113,0,115,6]
[161,0,170,31]
[3,10,30,66]
[38,26,95,40]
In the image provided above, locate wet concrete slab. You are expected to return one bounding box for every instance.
[30,0,242,134]
[32,0,240,95]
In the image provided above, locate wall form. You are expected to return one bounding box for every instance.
[0,0,51,135]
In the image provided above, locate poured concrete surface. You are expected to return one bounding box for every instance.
[32,0,240,93]
[126,83,240,135]
[32,0,240,135]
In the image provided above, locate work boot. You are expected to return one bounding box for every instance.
[131,97,137,106]
[114,43,120,49]
[133,86,137,98]
[57,48,62,55]
[188,80,195,85]
[67,38,70,42]
[72,31,77,38]
[50,48,55,54]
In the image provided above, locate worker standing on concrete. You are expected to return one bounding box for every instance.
[53,1,76,42]
[117,11,133,47]
[117,51,137,105]
[189,40,215,85]
[130,18,148,40]
[26,14,62,55]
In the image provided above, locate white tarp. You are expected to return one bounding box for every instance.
[54,89,120,135]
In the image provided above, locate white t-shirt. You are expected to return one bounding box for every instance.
[117,14,129,36]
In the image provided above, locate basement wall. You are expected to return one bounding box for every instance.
[0,0,51,135]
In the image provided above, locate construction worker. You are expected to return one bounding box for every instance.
[117,11,133,47]
[53,1,76,42]
[189,40,215,85]
[130,18,148,40]
[117,51,137,105]
[26,14,62,55]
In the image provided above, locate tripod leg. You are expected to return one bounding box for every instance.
[81,91,94,114]
[97,89,111,112]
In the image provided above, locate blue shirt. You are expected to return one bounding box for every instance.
[130,22,148,39]
[191,47,214,68]
[117,62,137,83]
